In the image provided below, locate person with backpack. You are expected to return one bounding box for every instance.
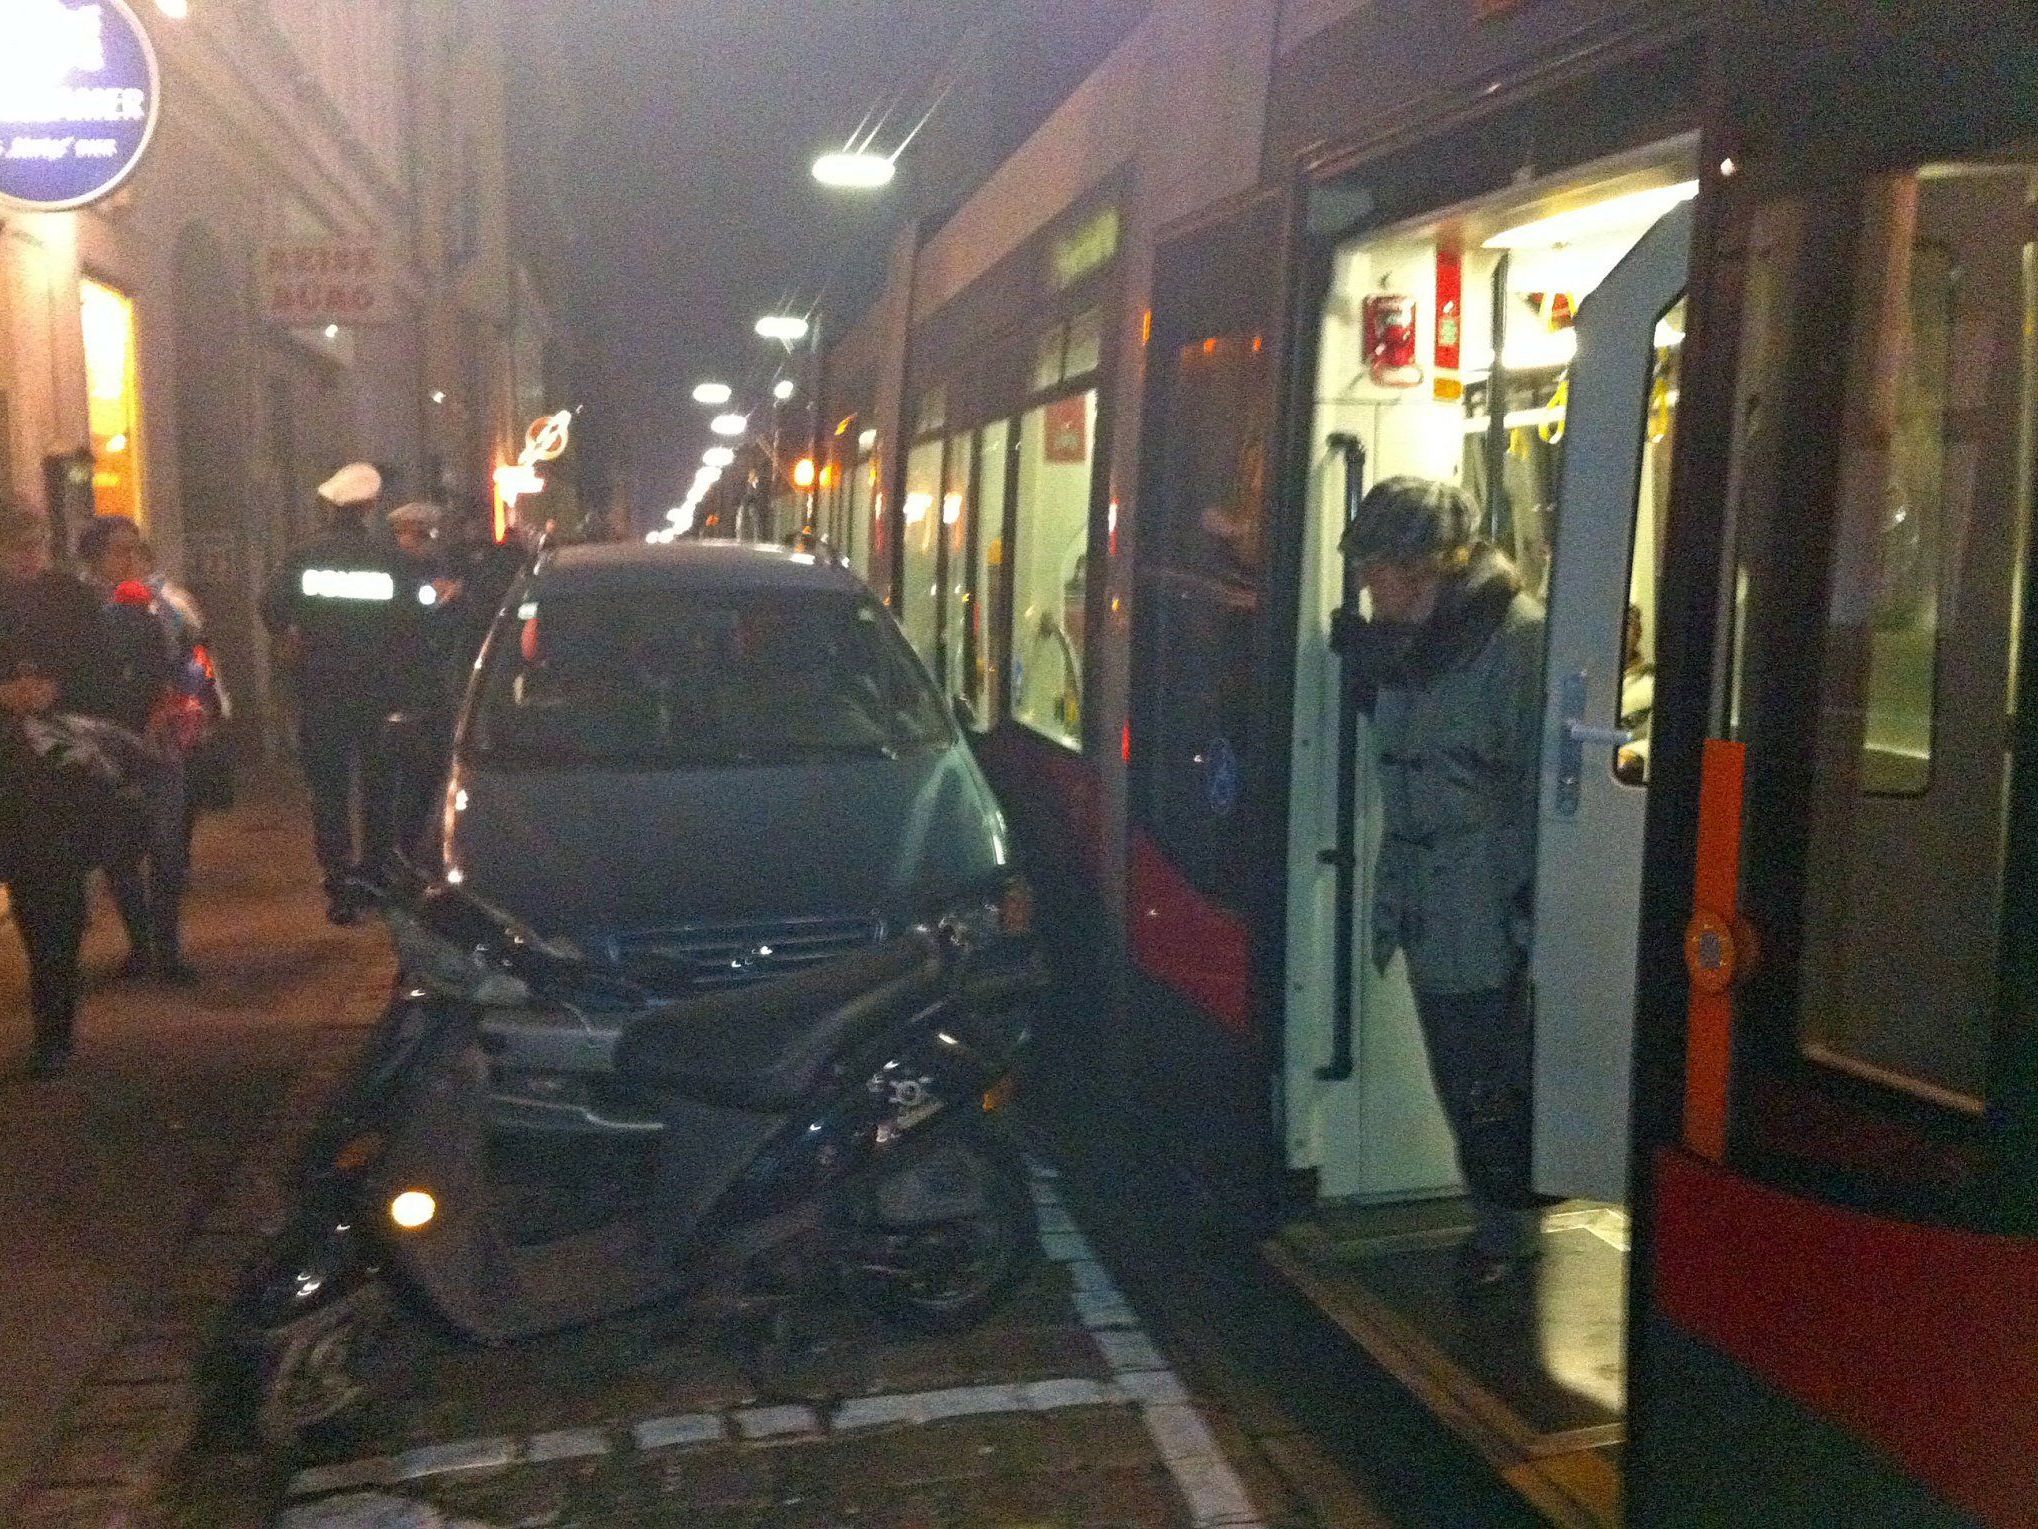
[0,497,142,1078]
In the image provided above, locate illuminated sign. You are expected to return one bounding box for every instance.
[524,411,572,463]
[0,0,161,213]
[1049,206,1120,292]
[260,243,400,327]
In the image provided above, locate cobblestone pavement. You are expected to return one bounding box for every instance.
[164,1158,1363,1528]
[0,779,392,1525]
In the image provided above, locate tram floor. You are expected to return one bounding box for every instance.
[1268,1199,1629,1525]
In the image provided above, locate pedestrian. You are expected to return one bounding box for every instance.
[76,515,193,981]
[0,496,139,1077]
[1340,475,1547,1289]
[140,536,235,815]
[260,463,404,924]
[443,499,524,669]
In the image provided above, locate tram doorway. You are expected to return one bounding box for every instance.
[1272,144,1695,1502]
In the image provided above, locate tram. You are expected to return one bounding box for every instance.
[820,0,2038,1518]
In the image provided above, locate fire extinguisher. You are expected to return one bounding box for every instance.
[1363,292,1424,389]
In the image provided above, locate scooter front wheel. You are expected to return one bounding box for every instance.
[251,1281,409,1448]
[842,1129,1040,1335]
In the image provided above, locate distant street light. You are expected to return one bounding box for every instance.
[774,379,797,402]
[710,413,748,437]
[755,314,810,344]
[703,446,736,468]
[692,381,733,406]
[812,150,896,190]
[791,458,818,490]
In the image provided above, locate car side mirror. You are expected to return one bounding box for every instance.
[952,694,979,733]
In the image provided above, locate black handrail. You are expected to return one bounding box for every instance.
[1317,433,1366,1083]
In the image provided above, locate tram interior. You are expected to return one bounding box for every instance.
[1276,150,1697,1471]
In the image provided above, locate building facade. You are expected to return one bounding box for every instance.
[0,0,580,744]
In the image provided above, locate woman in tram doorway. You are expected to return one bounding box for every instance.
[1343,475,1546,1290]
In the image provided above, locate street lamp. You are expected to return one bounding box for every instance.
[812,150,896,190]
[755,315,811,344]
[692,381,733,406]
[774,379,797,402]
[703,446,736,468]
[710,413,748,437]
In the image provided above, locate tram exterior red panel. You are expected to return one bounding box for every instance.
[1651,1147,2038,1525]
[1125,831,1251,1034]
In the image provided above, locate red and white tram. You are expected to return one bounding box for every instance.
[821,1,2038,1518]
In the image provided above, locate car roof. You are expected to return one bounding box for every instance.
[530,539,868,597]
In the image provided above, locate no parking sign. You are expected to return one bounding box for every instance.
[0,0,162,213]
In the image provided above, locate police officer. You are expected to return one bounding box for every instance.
[260,463,404,923]
[384,501,462,861]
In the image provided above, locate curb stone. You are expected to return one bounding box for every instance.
[6,1019,378,1529]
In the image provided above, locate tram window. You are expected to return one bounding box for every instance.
[1034,325,1068,392]
[970,419,1011,727]
[1065,307,1104,381]
[1153,334,1271,583]
[942,432,974,709]
[1614,296,1685,786]
[845,440,872,582]
[1011,390,1097,750]
[1792,163,2038,1108]
[900,439,943,669]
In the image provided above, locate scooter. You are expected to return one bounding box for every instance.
[231,878,1041,1446]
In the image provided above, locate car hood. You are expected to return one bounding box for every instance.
[446,743,1011,941]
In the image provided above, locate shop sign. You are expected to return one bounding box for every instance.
[0,0,162,214]
[259,243,401,327]
[1050,206,1120,292]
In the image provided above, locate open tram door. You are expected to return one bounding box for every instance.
[1271,55,1705,1512]
[1626,2,2038,1522]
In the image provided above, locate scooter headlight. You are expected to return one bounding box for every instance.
[389,1190,437,1230]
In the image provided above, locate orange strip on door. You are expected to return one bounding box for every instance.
[1683,738,1747,1162]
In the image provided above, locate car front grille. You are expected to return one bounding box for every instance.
[613,914,884,991]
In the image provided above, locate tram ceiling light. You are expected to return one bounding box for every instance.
[154,0,190,15]
[702,446,736,468]
[812,150,897,190]
[692,381,733,406]
[774,379,797,401]
[1482,181,1700,250]
[755,314,811,344]
[710,413,749,437]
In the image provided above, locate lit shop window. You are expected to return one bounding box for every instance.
[80,277,144,527]
[1011,390,1096,750]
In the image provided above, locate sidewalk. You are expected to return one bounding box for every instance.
[0,781,391,1522]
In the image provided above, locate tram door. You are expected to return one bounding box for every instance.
[1529,204,1692,1203]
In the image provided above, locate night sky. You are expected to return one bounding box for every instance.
[548,0,1154,523]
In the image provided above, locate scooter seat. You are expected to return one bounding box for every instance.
[610,932,944,1110]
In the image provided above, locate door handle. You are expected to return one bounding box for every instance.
[1562,719,1636,748]
[1555,670,1631,817]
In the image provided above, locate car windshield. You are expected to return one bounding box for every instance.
[472,583,952,769]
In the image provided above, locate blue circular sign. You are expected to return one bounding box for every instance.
[1206,735,1240,818]
[0,0,162,213]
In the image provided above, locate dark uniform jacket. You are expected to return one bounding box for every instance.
[260,521,406,708]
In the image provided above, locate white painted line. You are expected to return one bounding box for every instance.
[1021,1376,1112,1410]
[525,1427,611,1463]
[1027,1163,1268,1529]
[1094,1329,1168,1374]
[287,1457,397,1498]
[1035,1203,1078,1235]
[1040,1230,1098,1263]
[733,1402,821,1439]
[631,1412,726,1450]
[388,1437,518,1483]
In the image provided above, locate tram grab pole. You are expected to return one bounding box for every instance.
[1318,432,1367,1083]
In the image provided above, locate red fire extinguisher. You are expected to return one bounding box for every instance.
[1363,292,1424,388]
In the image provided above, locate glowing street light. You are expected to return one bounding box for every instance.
[812,150,896,190]
[710,413,748,437]
[691,381,733,406]
[702,446,736,468]
[773,379,796,402]
[755,314,810,344]
[791,458,817,490]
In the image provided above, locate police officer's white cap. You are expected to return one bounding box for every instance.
[318,462,382,507]
[387,501,443,530]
